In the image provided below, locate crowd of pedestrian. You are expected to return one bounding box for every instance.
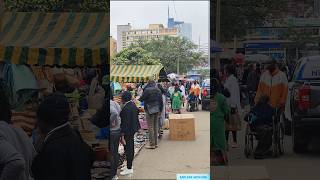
[211,58,289,165]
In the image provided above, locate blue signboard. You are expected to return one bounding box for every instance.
[244,43,282,49]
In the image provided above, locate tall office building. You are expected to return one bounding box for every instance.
[167,7,192,41]
[117,24,132,52]
[117,24,178,50]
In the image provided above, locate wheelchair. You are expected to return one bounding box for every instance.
[244,108,285,158]
[186,98,199,112]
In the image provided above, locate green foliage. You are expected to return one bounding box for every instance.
[283,25,315,48]
[211,0,286,42]
[4,0,109,12]
[113,36,205,73]
[112,47,161,65]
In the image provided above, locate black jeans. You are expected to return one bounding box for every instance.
[124,134,134,169]
[110,131,121,177]
[254,125,273,156]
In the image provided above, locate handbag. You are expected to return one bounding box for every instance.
[146,103,160,114]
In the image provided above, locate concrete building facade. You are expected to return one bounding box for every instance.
[117,24,132,52]
[117,24,178,51]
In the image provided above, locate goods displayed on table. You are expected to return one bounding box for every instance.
[91,161,110,180]
[118,131,147,168]
[169,114,196,141]
[1,63,111,180]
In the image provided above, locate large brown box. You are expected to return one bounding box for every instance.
[169,114,195,141]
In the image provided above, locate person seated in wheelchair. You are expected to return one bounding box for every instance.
[187,91,197,111]
[250,95,275,159]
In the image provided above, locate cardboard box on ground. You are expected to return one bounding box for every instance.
[169,114,195,141]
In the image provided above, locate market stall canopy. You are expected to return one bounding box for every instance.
[0,12,108,66]
[110,65,166,83]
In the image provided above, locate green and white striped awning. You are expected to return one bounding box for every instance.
[0,12,108,66]
[111,65,164,83]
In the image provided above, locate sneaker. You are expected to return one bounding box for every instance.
[112,175,119,180]
[120,168,133,176]
[121,166,127,171]
[121,165,133,171]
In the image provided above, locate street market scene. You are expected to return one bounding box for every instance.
[211,1,320,180]
[0,1,113,180]
[110,1,210,179]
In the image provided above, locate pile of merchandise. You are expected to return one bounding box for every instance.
[118,131,148,169]
[1,63,111,180]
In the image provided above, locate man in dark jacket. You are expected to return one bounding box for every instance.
[32,93,93,180]
[119,91,140,177]
[139,80,163,149]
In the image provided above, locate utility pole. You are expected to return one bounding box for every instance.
[177,55,180,75]
[215,0,221,71]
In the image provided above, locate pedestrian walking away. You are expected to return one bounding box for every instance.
[139,80,163,149]
[91,91,120,180]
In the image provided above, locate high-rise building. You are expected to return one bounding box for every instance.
[117,24,178,51]
[167,7,192,41]
[117,24,132,52]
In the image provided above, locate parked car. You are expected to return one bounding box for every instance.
[201,79,210,110]
[284,56,320,153]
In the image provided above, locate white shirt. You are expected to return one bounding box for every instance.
[180,85,186,98]
[224,75,241,111]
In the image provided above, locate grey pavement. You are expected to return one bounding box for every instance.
[216,111,320,180]
[120,109,210,180]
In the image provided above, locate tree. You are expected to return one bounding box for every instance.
[135,36,206,74]
[211,0,286,42]
[4,0,109,12]
[112,47,161,65]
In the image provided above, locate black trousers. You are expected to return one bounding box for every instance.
[124,134,134,169]
[110,131,121,177]
[255,125,273,156]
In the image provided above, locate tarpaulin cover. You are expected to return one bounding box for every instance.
[0,12,108,66]
[111,65,165,83]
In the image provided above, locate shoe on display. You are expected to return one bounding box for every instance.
[120,168,133,176]
[112,175,119,180]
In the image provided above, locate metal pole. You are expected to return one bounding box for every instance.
[215,0,221,71]
[177,55,180,75]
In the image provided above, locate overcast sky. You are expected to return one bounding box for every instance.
[110,1,209,45]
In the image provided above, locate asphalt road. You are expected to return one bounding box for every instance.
[226,116,320,180]
[120,108,210,179]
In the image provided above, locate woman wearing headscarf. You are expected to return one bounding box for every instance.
[119,91,140,177]
[211,78,230,165]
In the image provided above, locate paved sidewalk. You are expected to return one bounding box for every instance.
[120,110,210,179]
